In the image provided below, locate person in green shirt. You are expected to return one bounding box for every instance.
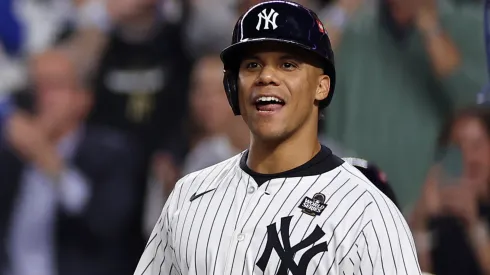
[321,0,486,207]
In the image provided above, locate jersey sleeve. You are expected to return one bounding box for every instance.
[355,199,422,275]
[133,182,181,275]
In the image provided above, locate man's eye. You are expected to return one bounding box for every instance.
[282,62,297,69]
[246,62,259,69]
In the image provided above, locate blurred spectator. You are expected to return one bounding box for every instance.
[0,49,143,275]
[63,0,194,232]
[0,0,87,93]
[91,0,191,158]
[184,0,315,58]
[0,0,89,56]
[17,0,84,53]
[409,105,490,275]
[184,0,241,58]
[323,0,486,206]
[142,54,249,236]
[181,54,249,175]
[75,0,187,33]
[84,0,192,153]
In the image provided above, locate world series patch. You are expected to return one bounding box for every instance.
[299,193,327,216]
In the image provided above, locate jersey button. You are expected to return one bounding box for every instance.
[237,234,245,241]
[247,186,256,194]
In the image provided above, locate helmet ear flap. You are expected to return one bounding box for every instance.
[223,69,241,116]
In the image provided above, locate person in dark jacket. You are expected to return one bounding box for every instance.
[0,49,144,275]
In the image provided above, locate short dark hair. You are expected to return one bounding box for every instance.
[437,105,490,151]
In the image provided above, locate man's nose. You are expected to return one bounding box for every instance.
[255,66,280,86]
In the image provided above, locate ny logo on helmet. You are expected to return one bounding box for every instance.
[256,8,279,31]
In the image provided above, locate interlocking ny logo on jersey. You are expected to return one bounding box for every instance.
[256,216,328,275]
[256,8,279,31]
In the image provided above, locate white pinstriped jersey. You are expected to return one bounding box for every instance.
[134,152,422,275]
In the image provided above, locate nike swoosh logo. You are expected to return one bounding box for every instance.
[189,188,217,202]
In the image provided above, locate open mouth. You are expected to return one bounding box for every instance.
[255,96,285,112]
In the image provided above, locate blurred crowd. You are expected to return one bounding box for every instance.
[0,0,488,274]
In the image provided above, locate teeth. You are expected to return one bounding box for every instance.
[256,96,283,103]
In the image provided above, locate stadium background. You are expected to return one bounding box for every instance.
[0,0,487,274]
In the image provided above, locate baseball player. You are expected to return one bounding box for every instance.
[134,1,421,274]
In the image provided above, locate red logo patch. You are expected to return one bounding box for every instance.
[379,171,388,184]
[316,19,325,34]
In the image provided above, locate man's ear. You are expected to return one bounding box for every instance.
[315,75,330,101]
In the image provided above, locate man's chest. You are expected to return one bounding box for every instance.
[168,172,364,275]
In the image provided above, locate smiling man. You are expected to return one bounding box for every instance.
[133,1,421,275]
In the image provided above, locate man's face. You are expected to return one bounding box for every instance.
[31,52,89,131]
[190,57,233,134]
[107,0,158,24]
[237,43,329,142]
[451,116,490,189]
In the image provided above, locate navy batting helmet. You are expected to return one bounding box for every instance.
[220,0,336,115]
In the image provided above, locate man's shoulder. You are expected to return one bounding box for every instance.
[336,162,396,207]
[176,152,244,189]
[82,125,131,148]
[79,125,138,160]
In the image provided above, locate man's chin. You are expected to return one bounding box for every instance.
[38,116,68,131]
[249,127,288,143]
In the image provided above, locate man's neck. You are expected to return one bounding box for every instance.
[246,126,320,174]
[225,120,250,152]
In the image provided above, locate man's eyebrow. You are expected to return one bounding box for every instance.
[241,55,301,60]
[239,54,304,63]
[279,55,302,62]
[241,55,259,61]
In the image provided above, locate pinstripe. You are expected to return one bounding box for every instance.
[198,172,239,275]
[338,220,373,265]
[177,165,220,262]
[368,222,385,275]
[323,201,373,274]
[362,229,374,272]
[175,174,190,209]
[371,190,408,275]
[133,156,420,275]
[212,175,249,274]
[240,177,290,274]
[234,176,251,230]
[326,191,368,246]
[343,166,398,274]
[229,180,272,273]
[173,170,206,242]
[184,162,233,268]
